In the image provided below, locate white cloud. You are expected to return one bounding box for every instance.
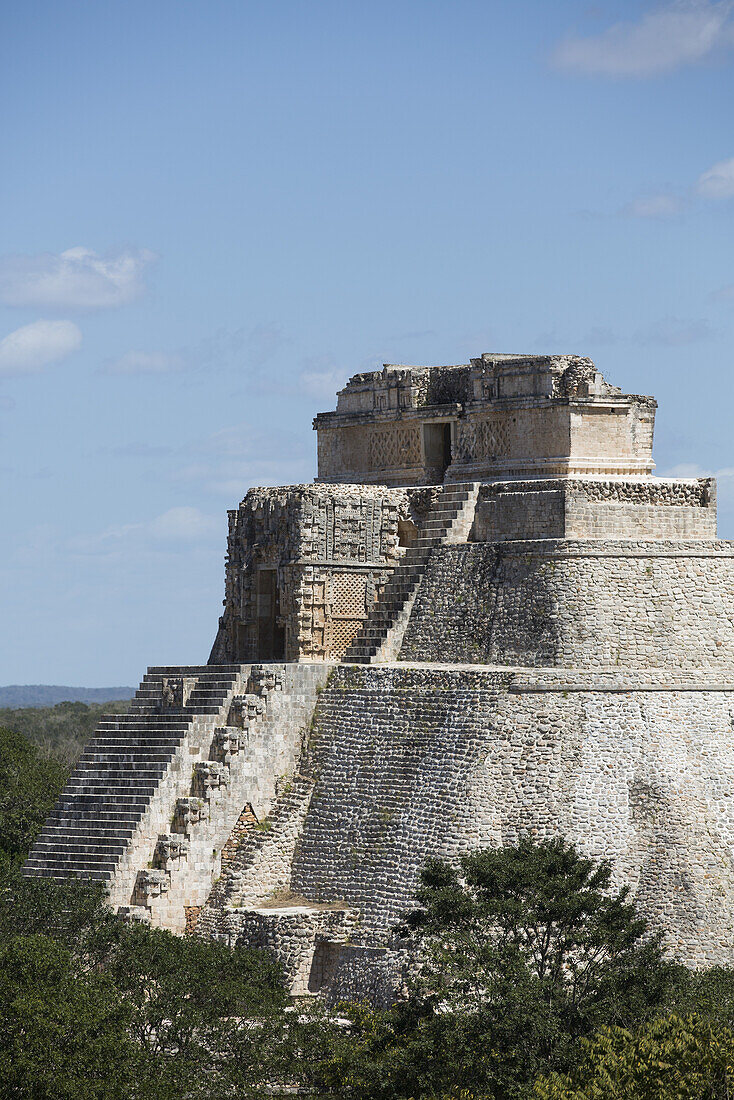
[146,507,219,541]
[299,367,346,399]
[170,420,312,496]
[696,156,734,198]
[0,319,82,376]
[664,462,734,477]
[70,507,220,557]
[622,153,734,219]
[622,193,686,218]
[102,350,184,375]
[635,316,714,345]
[0,246,156,310]
[552,0,734,78]
[710,283,734,302]
[582,326,620,346]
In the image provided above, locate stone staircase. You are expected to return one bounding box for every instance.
[22,665,246,886]
[344,482,480,663]
[120,663,330,933]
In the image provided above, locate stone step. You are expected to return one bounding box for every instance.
[128,706,226,716]
[22,863,113,881]
[72,768,170,783]
[35,824,137,841]
[140,672,239,682]
[96,714,189,723]
[57,785,154,799]
[63,781,161,796]
[94,728,186,738]
[64,778,162,792]
[54,802,151,817]
[422,515,467,529]
[78,745,177,758]
[145,665,243,674]
[64,767,163,781]
[53,807,153,823]
[88,727,187,737]
[46,803,150,819]
[78,742,178,755]
[25,849,120,865]
[45,810,148,827]
[76,754,175,767]
[24,858,117,875]
[31,838,129,856]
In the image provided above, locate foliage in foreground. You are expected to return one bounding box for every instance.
[0,725,68,866]
[0,868,292,1100]
[533,1013,734,1100]
[303,837,676,1100]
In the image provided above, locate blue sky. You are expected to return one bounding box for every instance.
[1,0,733,686]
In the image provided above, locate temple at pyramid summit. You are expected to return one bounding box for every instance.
[24,352,734,1002]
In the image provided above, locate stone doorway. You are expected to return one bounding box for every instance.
[256,568,285,659]
[423,421,453,481]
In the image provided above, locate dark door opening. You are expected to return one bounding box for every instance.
[423,422,453,481]
[256,568,285,659]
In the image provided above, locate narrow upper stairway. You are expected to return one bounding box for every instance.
[22,665,245,885]
[344,482,480,664]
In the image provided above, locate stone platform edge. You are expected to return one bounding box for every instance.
[334,661,734,693]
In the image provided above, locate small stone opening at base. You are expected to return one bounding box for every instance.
[308,940,344,993]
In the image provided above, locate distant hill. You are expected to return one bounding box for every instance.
[0,685,135,708]
[0,699,132,767]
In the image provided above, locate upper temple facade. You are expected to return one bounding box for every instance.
[314,354,657,484]
[208,353,713,667]
[25,348,734,1003]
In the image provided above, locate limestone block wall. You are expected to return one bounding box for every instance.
[471,479,716,543]
[282,666,734,968]
[317,422,428,486]
[203,906,357,995]
[399,541,734,669]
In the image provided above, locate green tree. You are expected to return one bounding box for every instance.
[0,726,67,865]
[0,868,292,1098]
[404,837,669,1035]
[0,865,119,969]
[533,1013,734,1100]
[309,838,673,1099]
[0,933,140,1100]
[102,921,290,1098]
[665,964,734,1033]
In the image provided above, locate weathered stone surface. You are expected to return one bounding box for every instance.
[314,355,655,485]
[399,541,734,669]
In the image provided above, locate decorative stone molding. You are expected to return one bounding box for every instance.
[194,761,229,795]
[174,797,210,832]
[154,834,189,871]
[135,869,170,904]
[212,726,243,762]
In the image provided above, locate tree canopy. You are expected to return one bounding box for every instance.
[305,837,675,1100]
[0,725,68,866]
[534,1013,734,1100]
